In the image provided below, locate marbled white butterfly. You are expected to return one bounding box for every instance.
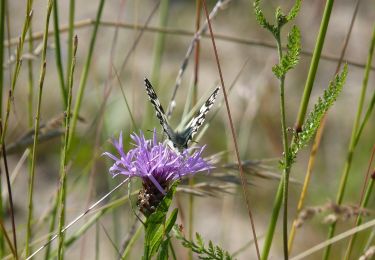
[144,78,220,151]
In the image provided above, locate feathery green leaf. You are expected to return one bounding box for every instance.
[174,226,233,260]
[272,26,301,78]
[290,64,348,160]
[286,0,302,22]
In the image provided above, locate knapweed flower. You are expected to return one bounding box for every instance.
[103,130,212,216]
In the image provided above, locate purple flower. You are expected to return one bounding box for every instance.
[104,130,211,191]
[103,130,211,215]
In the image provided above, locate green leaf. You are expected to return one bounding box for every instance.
[253,0,276,35]
[286,0,302,22]
[157,236,170,260]
[289,64,348,159]
[174,226,234,260]
[275,7,287,28]
[149,208,178,256]
[144,181,179,259]
[272,26,301,78]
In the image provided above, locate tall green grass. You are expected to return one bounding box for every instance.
[0,1,374,259]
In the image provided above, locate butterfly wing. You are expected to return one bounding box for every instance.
[182,86,220,144]
[144,78,174,141]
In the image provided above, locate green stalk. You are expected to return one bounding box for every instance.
[27,0,34,129]
[26,0,35,257]
[333,22,375,260]
[294,0,335,129]
[345,177,374,259]
[25,0,53,256]
[189,2,201,259]
[57,35,77,260]
[151,0,169,86]
[261,178,283,260]
[43,192,59,260]
[1,5,32,144]
[0,0,5,119]
[261,1,335,258]
[0,0,5,255]
[142,0,169,131]
[69,0,105,148]
[275,33,291,260]
[121,225,142,259]
[66,0,75,89]
[52,0,67,107]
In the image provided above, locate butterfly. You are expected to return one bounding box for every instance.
[144,77,220,151]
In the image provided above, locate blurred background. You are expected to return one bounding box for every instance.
[3,0,375,259]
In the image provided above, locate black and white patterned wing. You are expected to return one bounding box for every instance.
[144,78,174,141]
[184,86,220,142]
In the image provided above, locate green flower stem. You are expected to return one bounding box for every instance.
[25,0,53,256]
[44,192,59,260]
[52,0,67,107]
[261,0,335,258]
[57,35,77,260]
[69,0,105,148]
[66,0,75,87]
[151,0,169,86]
[26,0,35,255]
[345,177,374,259]
[342,22,375,260]
[27,0,34,128]
[0,0,5,119]
[323,22,375,260]
[261,174,283,260]
[121,224,142,259]
[0,0,5,255]
[294,0,335,129]
[276,33,291,260]
[1,8,32,144]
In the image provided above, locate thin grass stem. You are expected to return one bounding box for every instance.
[262,0,335,258]
[294,0,335,130]
[66,0,75,87]
[121,224,142,259]
[323,19,375,260]
[57,35,77,260]
[288,0,361,252]
[0,219,15,257]
[69,0,105,148]
[0,0,6,254]
[1,8,32,145]
[25,0,53,256]
[26,179,130,260]
[25,1,34,257]
[344,146,375,259]
[188,1,202,259]
[0,123,18,259]
[201,1,260,258]
[52,0,66,107]
[275,34,291,260]
[43,192,59,260]
[151,0,169,86]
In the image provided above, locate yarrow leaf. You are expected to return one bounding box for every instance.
[289,64,348,160]
[253,0,276,35]
[286,0,302,22]
[272,26,301,79]
[174,226,233,260]
[254,0,301,36]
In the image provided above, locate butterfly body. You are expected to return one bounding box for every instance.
[144,78,219,151]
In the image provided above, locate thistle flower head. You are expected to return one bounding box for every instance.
[103,130,212,216]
